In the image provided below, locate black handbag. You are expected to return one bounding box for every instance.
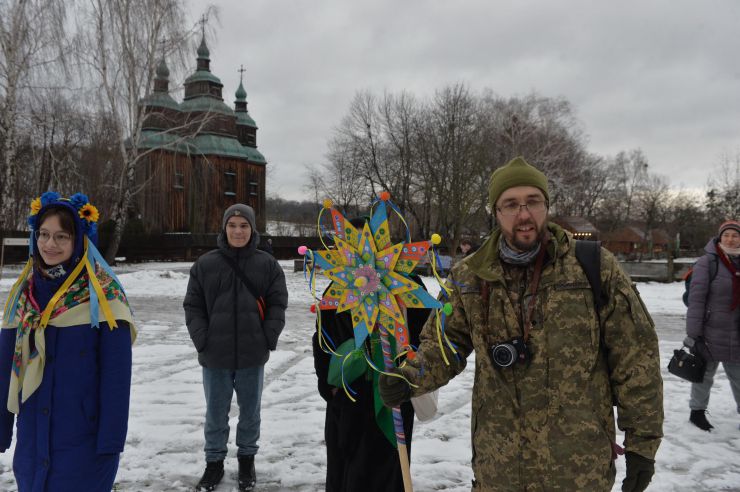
[667,347,706,383]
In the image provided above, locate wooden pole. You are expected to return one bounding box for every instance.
[378,324,413,492]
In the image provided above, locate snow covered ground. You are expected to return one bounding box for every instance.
[0,261,738,491]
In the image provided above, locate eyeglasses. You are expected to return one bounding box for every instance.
[35,230,72,245]
[496,199,547,217]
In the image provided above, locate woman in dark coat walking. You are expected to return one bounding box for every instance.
[685,219,740,431]
[0,191,135,491]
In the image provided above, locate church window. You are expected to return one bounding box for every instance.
[174,170,184,189]
[224,171,236,196]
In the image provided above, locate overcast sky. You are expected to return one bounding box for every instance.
[185,0,740,201]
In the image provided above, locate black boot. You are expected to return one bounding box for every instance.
[238,455,256,491]
[690,409,714,431]
[196,460,224,491]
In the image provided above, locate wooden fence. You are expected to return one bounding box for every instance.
[0,229,697,281]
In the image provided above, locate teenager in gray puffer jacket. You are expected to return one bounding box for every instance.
[685,219,740,432]
[184,203,288,491]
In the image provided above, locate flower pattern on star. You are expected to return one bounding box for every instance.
[311,200,442,349]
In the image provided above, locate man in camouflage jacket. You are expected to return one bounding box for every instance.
[380,157,663,492]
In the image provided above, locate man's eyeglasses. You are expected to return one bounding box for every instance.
[35,230,72,245]
[496,199,547,217]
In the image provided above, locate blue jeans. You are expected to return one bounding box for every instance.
[203,366,264,462]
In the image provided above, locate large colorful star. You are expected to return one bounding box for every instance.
[310,198,442,349]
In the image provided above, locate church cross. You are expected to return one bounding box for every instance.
[199,14,208,36]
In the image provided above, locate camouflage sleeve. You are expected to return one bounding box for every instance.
[600,251,664,460]
[407,267,475,396]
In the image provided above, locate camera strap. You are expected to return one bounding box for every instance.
[480,234,549,340]
[522,235,548,343]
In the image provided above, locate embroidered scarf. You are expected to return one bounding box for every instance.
[716,243,740,311]
[42,264,67,280]
[5,267,133,413]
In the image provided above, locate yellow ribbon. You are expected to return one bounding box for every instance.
[38,237,117,331]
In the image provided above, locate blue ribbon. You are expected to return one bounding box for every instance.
[87,244,100,328]
[4,279,25,324]
[369,198,411,243]
[86,240,132,328]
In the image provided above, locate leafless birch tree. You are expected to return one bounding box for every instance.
[0,0,67,227]
[74,0,214,261]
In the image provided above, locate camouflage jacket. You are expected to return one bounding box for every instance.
[408,223,663,491]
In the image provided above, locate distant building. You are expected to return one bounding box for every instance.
[551,216,600,241]
[602,225,671,257]
[135,33,266,234]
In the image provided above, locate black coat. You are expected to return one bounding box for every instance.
[184,230,288,369]
[312,281,430,492]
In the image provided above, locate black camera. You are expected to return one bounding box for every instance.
[490,336,531,368]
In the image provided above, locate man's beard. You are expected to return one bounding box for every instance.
[508,220,546,252]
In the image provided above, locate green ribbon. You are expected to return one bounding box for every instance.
[327,338,368,388]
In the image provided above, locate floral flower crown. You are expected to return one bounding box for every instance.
[28,191,100,236]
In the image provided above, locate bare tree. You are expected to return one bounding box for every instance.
[337,91,385,198]
[318,86,591,244]
[327,90,423,235]
[75,0,211,261]
[593,149,650,232]
[0,0,68,228]
[634,174,670,258]
[663,190,709,253]
[305,138,368,217]
[29,93,89,192]
[377,91,421,218]
[415,84,488,247]
[478,92,586,181]
[706,151,740,220]
[550,153,609,218]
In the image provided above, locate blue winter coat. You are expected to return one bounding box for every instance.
[0,317,132,491]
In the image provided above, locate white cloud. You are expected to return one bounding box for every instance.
[185,0,740,200]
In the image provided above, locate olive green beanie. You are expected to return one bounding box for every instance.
[488,156,550,208]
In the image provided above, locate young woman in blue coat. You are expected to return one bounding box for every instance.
[0,192,136,491]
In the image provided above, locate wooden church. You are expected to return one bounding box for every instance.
[135,34,266,234]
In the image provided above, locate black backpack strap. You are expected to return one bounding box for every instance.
[575,240,607,311]
[218,250,267,321]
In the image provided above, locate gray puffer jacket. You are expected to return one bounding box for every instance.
[686,238,740,363]
[184,229,288,369]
